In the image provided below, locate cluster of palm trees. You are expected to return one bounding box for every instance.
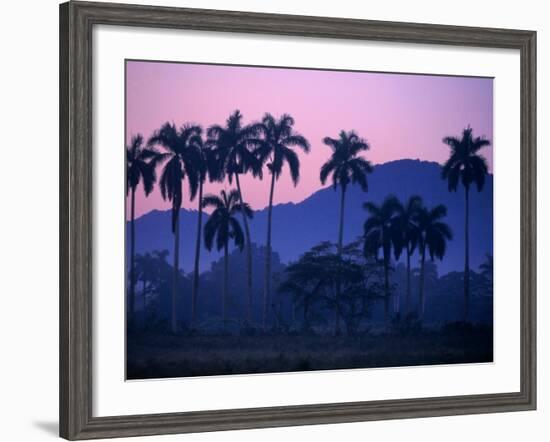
[321,126,490,325]
[127,108,490,333]
[127,110,309,333]
[278,192,453,333]
[363,195,452,324]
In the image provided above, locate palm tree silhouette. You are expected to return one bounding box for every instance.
[321,130,372,334]
[320,130,372,254]
[191,139,219,329]
[126,134,157,320]
[256,113,310,330]
[416,203,453,320]
[148,123,202,334]
[203,189,253,328]
[207,110,262,324]
[363,195,402,325]
[394,195,423,315]
[442,126,490,321]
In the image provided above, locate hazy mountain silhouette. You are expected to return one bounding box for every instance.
[128,159,492,275]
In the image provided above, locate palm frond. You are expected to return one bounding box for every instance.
[203,215,219,251]
[233,200,253,219]
[284,134,310,152]
[202,194,224,210]
[206,124,225,140]
[442,135,461,151]
[229,217,245,250]
[348,158,371,191]
[148,122,179,152]
[362,201,380,217]
[471,136,491,153]
[281,147,300,185]
[319,159,336,186]
[138,161,156,196]
[429,204,448,220]
[322,136,339,152]
[470,154,489,191]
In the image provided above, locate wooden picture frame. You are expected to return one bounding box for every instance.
[59,1,536,439]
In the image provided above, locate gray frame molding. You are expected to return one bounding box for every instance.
[59,1,536,439]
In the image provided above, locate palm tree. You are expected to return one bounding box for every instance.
[416,204,453,320]
[191,140,219,329]
[256,113,310,330]
[320,130,373,254]
[203,189,253,328]
[126,134,157,321]
[148,123,202,334]
[394,196,423,315]
[207,110,262,324]
[363,195,402,325]
[442,126,490,321]
[321,130,372,334]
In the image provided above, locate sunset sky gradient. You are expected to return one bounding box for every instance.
[126,60,493,218]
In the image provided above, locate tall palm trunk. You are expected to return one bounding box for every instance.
[223,242,229,330]
[129,187,136,321]
[419,246,426,321]
[191,181,203,329]
[334,186,346,336]
[234,173,253,324]
[464,186,470,322]
[405,248,411,315]
[171,210,180,334]
[263,171,276,330]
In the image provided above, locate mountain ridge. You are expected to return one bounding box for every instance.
[128,159,493,275]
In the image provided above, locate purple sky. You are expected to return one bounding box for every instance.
[126,60,493,218]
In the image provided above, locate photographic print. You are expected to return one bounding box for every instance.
[125,60,493,380]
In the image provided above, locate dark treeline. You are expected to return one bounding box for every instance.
[127,110,491,336]
[131,242,493,334]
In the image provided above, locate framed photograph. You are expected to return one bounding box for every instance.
[59,1,536,439]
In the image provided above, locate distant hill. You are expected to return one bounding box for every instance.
[128,159,493,275]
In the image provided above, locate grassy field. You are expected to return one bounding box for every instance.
[127,325,493,379]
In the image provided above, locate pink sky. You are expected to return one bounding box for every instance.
[126,60,493,218]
